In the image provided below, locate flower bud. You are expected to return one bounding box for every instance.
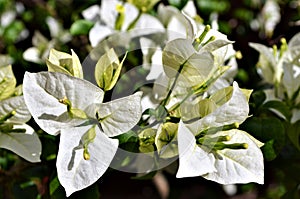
[0,110,17,124]
[115,4,125,30]
[83,148,90,160]
[95,49,127,91]
[46,49,83,78]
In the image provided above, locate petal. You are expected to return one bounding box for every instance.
[89,22,114,47]
[162,38,195,78]
[82,5,100,21]
[57,125,118,196]
[282,63,300,99]
[187,82,250,134]
[100,0,119,27]
[249,42,277,83]
[203,129,264,184]
[98,92,142,137]
[23,72,104,135]
[0,65,17,100]
[130,13,165,37]
[121,2,139,31]
[0,96,31,123]
[176,121,216,178]
[71,49,84,78]
[23,47,42,63]
[0,126,41,163]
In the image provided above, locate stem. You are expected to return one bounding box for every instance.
[0,111,16,125]
[168,66,226,113]
[127,11,142,31]
[161,61,187,107]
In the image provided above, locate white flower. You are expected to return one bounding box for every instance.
[85,0,164,47]
[23,71,142,196]
[250,33,300,122]
[176,82,264,184]
[23,17,71,64]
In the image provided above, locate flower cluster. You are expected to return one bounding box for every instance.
[250,33,300,151]
[0,64,41,163]
[250,33,300,122]
[20,1,264,196]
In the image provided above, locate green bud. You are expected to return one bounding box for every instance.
[235,51,243,59]
[59,96,72,112]
[280,38,288,57]
[59,97,87,119]
[196,122,239,138]
[202,36,215,46]
[2,77,7,83]
[139,128,156,146]
[81,125,97,160]
[115,4,125,30]
[193,25,211,49]
[139,128,156,153]
[47,49,83,78]
[197,135,230,145]
[0,110,16,124]
[0,123,14,132]
[213,142,248,150]
[272,44,277,57]
[95,49,127,91]
[83,148,90,160]
[160,123,177,141]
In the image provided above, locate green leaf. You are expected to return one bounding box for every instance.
[70,20,94,36]
[286,121,300,151]
[168,0,189,9]
[3,21,24,44]
[240,117,286,154]
[262,100,291,120]
[116,130,138,145]
[250,90,266,109]
[0,65,16,100]
[261,140,277,161]
[0,130,41,162]
[49,176,60,196]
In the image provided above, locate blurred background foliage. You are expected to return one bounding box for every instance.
[0,0,300,198]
